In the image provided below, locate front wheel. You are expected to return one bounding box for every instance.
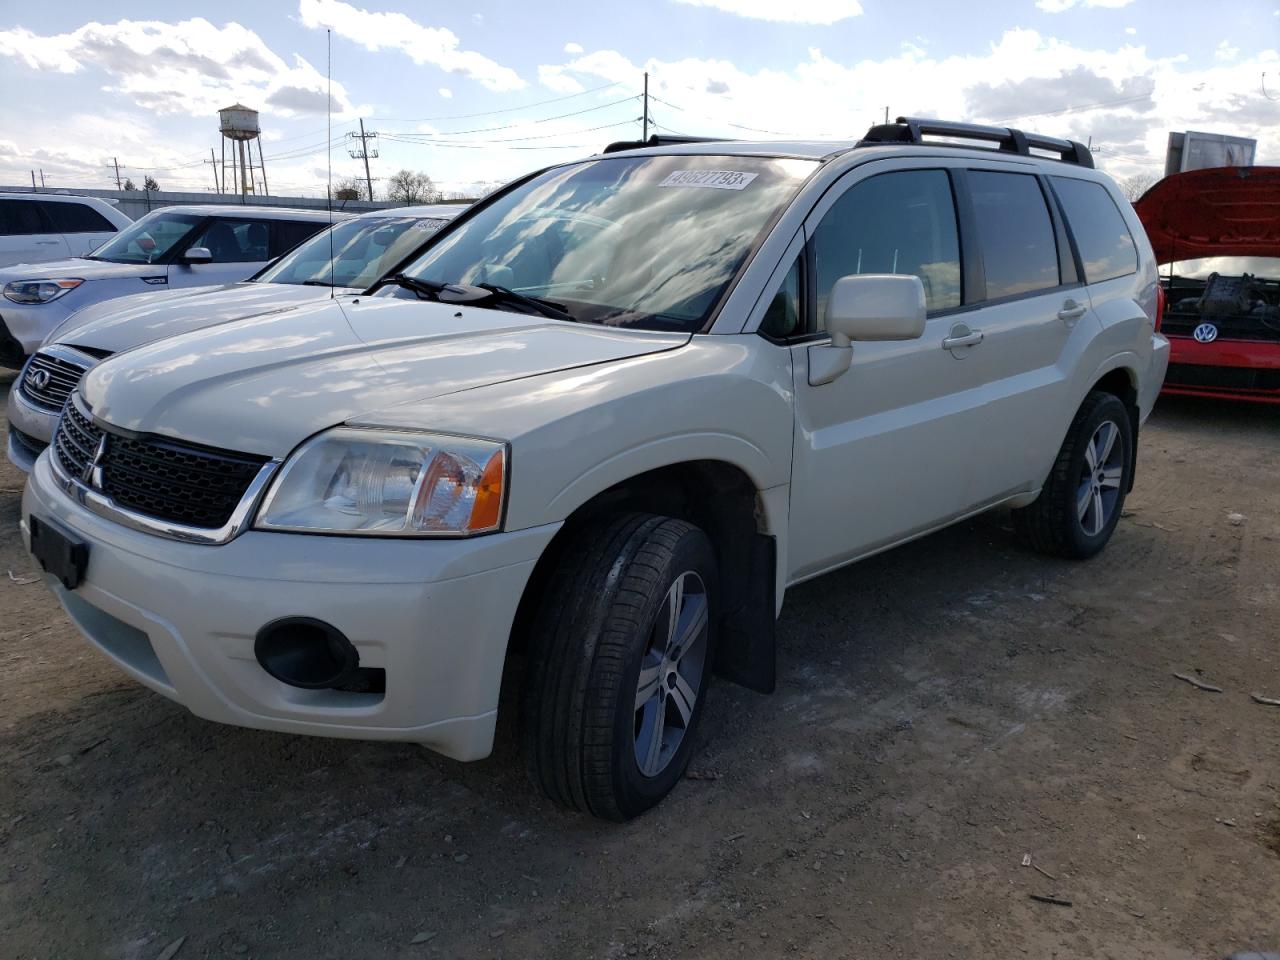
[523,513,718,821]
[1013,391,1133,559]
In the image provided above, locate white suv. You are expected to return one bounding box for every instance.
[21,119,1169,820]
[0,193,132,268]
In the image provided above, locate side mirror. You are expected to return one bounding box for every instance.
[182,246,213,265]
[825,274,927,347]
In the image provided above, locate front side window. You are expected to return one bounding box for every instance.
[41,201,116,234]
[811,169,962,328]
[1051,177,1138,283]
[188,218,270,263]
[396,155,816,333]
[89,212,203,264]
[257,216,449,288]
[969,171,1060,299]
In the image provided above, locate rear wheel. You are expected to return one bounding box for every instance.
[523,513,717,821]
[1013,391,1133,559]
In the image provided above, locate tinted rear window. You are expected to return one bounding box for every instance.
[270,220,327,257]
[40,201,117,234]
[1051,177,1137,284]
[0,199,50,236]
[969,171,1060,299]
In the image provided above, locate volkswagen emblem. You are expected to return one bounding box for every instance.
[1193,322,1219,344]
[25,367,51,392]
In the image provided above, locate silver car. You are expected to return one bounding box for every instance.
[7,204,467,471]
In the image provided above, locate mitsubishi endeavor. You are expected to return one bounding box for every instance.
[21,118,1170,820]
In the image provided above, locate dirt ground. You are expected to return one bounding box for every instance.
[1,367,1277,960]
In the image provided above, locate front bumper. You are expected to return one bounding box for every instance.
[0,300,75,363]
[23,451,559,760]
[5,380,59,472]
[1160,335,1280,404]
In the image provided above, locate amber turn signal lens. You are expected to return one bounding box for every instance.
[467,449,506,532]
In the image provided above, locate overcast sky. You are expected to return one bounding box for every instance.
[0,0,1276,197]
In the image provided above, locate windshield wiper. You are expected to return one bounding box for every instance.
[300,279,337,287]
[471,283,574,322]
[365,274,450,299]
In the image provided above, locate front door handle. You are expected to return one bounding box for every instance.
[942,329,983,350]
[35,240,60,245]
[1058,298,1088,324]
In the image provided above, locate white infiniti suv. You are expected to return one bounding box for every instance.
[21,119,1169,820]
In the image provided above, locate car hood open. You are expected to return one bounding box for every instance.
[79,296,688,456]
[1134,166,1280,264]
[53,282,358,354]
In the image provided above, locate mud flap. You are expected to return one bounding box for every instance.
[714,533,776,694]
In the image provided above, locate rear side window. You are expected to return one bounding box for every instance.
[270,220,326,258]
[1051,177,1138,283]
[968,171,1060,299]
[0,199,50,236]
[40,201,117,234]
[812,169,962,322]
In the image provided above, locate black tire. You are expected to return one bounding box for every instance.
[523,513,718,821]
[1013,391,1134,559]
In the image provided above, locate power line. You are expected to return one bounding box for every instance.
[395,96,640,138]
[371,80,625,123]
[991,90,1156,125]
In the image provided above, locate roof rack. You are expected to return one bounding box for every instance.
[859,117,1094,168]
[602,134,728,154]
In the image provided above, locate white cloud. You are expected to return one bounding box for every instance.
[438,87,453,99]
[671,0,862,24]
[298,0,524,92]
[0,17,361,117]
[1215,41,1239,61]
[564,42,584,54]
[1037,0,1135,11]
[1125,26,1137,34]
[535,30,1280,181]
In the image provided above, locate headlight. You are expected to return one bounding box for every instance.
[255,427,507,536]
[3,278,84,304]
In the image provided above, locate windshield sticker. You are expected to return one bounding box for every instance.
[658,170,758,191]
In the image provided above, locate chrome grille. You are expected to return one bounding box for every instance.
[19,350,93,412]
[52,397,272,531]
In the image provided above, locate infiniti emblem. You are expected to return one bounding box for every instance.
[25,367,50,391]
[1193,322,1219,344]
[82,434,107,490]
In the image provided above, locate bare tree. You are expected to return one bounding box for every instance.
[386,169,438,204]
[332,177,363,201]
[1119,173,1159,203]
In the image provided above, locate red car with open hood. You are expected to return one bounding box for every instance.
[1134,166,1280,403]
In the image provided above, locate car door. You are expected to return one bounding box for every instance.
[167,216,273,287]
[784,161,997,581]
[0,199,68,266]
[39,200,122,258]
[957,165,1094,493]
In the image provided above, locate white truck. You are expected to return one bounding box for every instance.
[22,119,1169,820]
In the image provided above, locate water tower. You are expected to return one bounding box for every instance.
[218,104,269,196]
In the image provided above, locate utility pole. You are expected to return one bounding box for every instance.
[208,148,220,193]
[348,120,379,201]
[39,169,45,188]
[643,72,650,141]
[111,157,122,190]
[30,170,36,190]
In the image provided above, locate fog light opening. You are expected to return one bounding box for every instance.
[254,617,359,690]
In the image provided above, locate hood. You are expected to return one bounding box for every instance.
[1134,166,1280,264]
[80,297,688,456]
[52,282,354,353]
[0,257,171,282]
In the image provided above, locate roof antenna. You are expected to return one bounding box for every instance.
[327,27,335,299]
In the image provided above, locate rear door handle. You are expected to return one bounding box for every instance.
[942,330,983,350]
[35,240,60,245]
[1058,299,1088,323]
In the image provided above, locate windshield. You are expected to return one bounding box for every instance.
[255,215,450,288]
[395,155,816,332]
[88,212,203,264]
[1166,256,1280,280]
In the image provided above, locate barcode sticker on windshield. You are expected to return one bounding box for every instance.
[658,170,758,191]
